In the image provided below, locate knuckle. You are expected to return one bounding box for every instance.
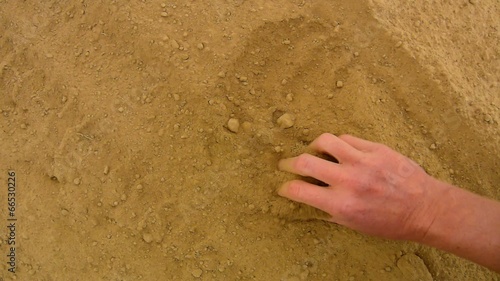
[349,173,383,195]
[287,180,303,198]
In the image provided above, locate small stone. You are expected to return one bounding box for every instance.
[241,121,252,132]
[73,178,81,185]
[354,52,359,57]
[281,78,288,85]
[20,123,27,129]
[217,71,226,78]
[327,93,334,99]
[120,194,127,201]
[286,93,294,101]
[160,12,168,17]
[396,41,403,48]
[227,118,240,133]
[277,113,295,129]
[430,143,437,150]
[197,43,204,50]
[173,94,180,101]
[191,268,203,278]
[136,184,143,190]
[171,39,180,49]
[180,53,189,60]
[61,209,69,216]
[239,76,248,82]
[118,107,124,113]
[336,81,344,88]
[103,165,110,175]
[142,233,153,243]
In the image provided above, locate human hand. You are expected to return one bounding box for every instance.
[278,133,445,241]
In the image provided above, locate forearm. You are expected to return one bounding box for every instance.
[417,179,500,272]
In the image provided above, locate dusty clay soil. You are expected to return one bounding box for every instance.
[0,0,499,280]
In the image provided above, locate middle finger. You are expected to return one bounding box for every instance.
[278,153,345,185]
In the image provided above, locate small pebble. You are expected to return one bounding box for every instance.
[277,113,295,129]
[197,43,204,50]
[430,143,437,150]
[191,269,203,278]
[336,81,344,88]
[142,233,153,243]
[118,107,124,113]
[160,12,168,17]
[20,123,27,129]
[241,121,252,132]
[73,178,81,185]
[136,184,143,190]
[171,39,180,49]
[61,209,69,216]
[217,71,226,78]
[103,165,110,175]
[227,118,240,133]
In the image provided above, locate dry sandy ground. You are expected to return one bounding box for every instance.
[0,0,499,280]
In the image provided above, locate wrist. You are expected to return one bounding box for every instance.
[410,177,454,245]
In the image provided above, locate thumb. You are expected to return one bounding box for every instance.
[278,180,334,215]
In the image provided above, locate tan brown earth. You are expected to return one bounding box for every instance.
[0,0,499,280]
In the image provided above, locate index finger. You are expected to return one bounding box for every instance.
[309,133,363,163]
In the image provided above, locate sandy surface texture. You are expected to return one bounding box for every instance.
[0,0,499,280]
